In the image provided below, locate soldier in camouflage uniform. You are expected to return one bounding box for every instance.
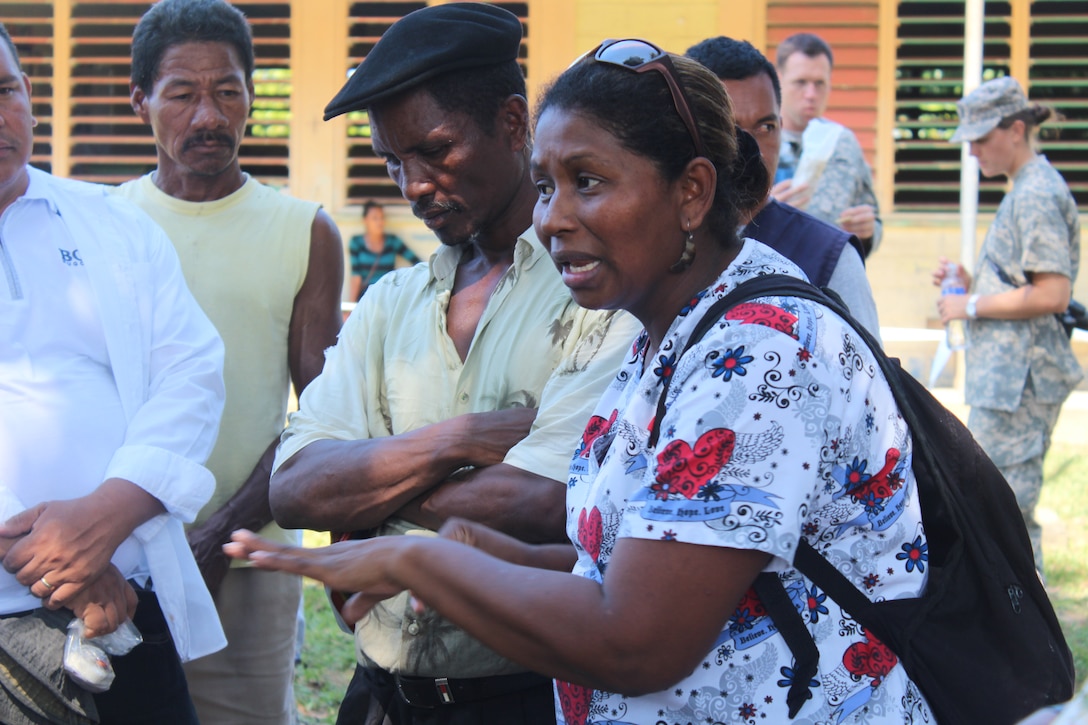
[935,76,1082,575]
[774,33,883,256]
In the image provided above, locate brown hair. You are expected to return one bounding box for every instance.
[775,32,833,69]
[997,105,1053,132]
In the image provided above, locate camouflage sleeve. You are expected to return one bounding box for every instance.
[1014,182,1075,278]
[809,129,883,252]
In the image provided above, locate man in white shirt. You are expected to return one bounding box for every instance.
[0,23,225,725]
[773,32,883,256]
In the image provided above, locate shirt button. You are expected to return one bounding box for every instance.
[407,621,421,636]
[459,393,468,402]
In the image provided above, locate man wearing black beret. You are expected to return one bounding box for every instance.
[267,4,638,724]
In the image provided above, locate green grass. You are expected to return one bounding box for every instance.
[290,443,1088,721]
[294,532,354,725]
[1040,443,1088,689]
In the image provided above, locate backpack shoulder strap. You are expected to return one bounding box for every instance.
[648,274,835,448]
[648,276,796,446]
[752,572,819,717]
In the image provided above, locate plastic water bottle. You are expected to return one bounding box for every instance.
[941,262,967,350]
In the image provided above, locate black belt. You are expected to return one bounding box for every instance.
[394,671,550,708]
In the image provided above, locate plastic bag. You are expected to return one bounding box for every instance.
[63,618,142,693]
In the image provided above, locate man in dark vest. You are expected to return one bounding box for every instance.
[687,36,882,342]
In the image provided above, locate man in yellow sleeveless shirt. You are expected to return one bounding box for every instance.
[114,1,344,722]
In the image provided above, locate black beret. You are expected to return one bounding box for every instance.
[323,2,522,121]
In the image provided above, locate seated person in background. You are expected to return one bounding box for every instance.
[774,32,883,257]
[349,200,422,301]
[686,35,881,343]
[229,40,935,725]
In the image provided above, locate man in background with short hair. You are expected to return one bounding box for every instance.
[115,1,343,722]
[686,35,881,341]
[773,32,883,256]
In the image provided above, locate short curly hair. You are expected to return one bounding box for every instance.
[685,36,781,105]
[131,0,254,92]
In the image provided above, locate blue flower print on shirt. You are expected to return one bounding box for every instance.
[896,535,928,573]
[777,664,819,692]
[859,491,885,516]
[710,346,754,381]
[806,586,829,623]
[678,289,708,316]
[696,480,725,502]
[843,456,871,493]
[653,352,677,384]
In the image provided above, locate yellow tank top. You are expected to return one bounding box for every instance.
[115,174,318,547]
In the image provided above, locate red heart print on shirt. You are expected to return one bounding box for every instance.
[653,428,735,499]
[577,506,603,561]
[556,679,593,725]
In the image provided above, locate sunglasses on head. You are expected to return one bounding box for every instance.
[591,38,709,160]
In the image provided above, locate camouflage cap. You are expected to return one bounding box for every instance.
[950,76,1028,143]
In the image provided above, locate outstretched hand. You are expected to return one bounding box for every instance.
[224,529,408,624]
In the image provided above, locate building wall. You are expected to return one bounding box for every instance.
[526,1,763,102]
[10,0,1088,354]
[766,0,880,167]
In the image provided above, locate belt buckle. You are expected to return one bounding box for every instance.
[435,676,454,704]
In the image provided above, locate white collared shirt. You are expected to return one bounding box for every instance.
[0,167,226,660]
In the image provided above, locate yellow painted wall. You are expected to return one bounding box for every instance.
[294,0,764,208]
[526,0,767,103]
[304,0,1088,386]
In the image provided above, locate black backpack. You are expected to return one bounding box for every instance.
[651,273,1075,725]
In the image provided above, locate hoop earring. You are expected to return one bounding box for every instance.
[669,227,696,273]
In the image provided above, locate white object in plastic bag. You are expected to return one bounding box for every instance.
[63,618,142,693]
[792,118,845,192]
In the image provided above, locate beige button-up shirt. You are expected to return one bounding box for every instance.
[275,229,639,677]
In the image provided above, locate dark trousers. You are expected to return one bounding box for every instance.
[336,664,556,725]
[92,588,199,725]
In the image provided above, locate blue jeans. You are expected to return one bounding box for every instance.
[92,587,199,725]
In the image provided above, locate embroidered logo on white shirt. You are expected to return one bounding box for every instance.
[59,248,84,266]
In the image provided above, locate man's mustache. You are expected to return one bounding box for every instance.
[412,200,462,218]
[182,132,235,151]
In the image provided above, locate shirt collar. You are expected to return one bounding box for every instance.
[429,225,548,284]
[20,166,59,214]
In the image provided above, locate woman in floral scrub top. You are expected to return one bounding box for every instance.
[227,42,934,724]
